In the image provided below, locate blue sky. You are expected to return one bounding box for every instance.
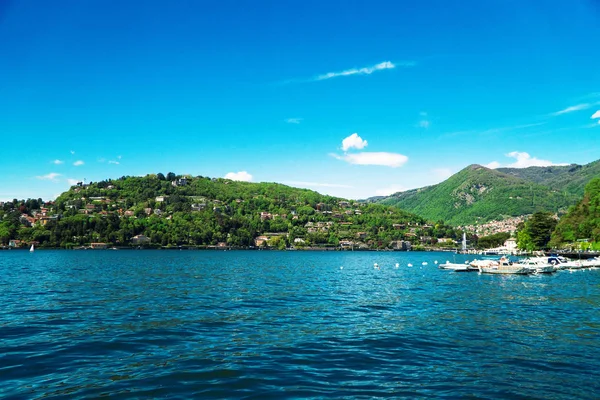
[1,0,599,201]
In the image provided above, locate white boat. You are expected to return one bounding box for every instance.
[439,262,471,271]
[517,258,556,274]
[582,257,600,268]
[30,244,34,252]
[474,257,530,275]
[543,256,584,270]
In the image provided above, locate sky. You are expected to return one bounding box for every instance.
[1,0,599,201]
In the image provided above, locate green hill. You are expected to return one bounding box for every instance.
[1,173,461,250]
[550,178,600,248]
[377,164,579,226]
[497,159,600,197]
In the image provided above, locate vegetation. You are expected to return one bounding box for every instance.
[516,212,558,251]
[498,160,600,198]
[476,232,511,249]
[0,173,468,250]
[376,164,577,225]
[550,178,600,250]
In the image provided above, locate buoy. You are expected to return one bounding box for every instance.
[374,263,379,269]
[422,262,428,266]
[340,266,343,270]
[434,260,438,265]
[395,263,399,268]
[407,263,413,267]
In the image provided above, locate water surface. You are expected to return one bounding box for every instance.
[1,250,599,399]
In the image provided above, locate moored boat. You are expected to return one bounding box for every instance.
[474,257,530,275]
[439,262,472,272]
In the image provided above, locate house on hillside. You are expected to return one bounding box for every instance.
[8,240,23,248]
[172,178,188,187]
[132,234,150,245]
[254,236,269,247]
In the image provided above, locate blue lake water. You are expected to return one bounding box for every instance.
[1,250,600,399]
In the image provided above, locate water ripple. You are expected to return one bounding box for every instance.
[1,250,600,399]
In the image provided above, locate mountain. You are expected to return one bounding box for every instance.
[497,159,600,197]
[550,178,600,247]
[1,173,461,250]
[376,164,580,226]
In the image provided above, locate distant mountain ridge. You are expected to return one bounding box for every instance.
[374,159,600,226]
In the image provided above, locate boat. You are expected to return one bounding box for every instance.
[582,257,600,268]
[543,255,584,270]
[517,258,556,274]
[30,244,34,252]
[439,262,471,272]
[474,257,530,275]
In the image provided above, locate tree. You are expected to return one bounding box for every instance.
[166,172,176,181]
[528,212,558,249]
[157,173,166,181]
[518,212,557,250]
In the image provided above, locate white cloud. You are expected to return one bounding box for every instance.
[592,110,600,119]
[70,150,75,155]
[117,155,122,159]
[375,184,406,196]
[332,152,408,168]
[485,161,501,169]
[315,61,413,81]
[284,181,353,189]
[108,160,120,165]
[552,103,591,116]
[488,151,569,169]
[73,160,84,166]
[418,112,430,128]
[52,159,64,165]
[67,178,80,186]
[432,168,453,180]
[341,133,368,151]
[285,118,302,124]
[36,173,61,182]
[224,171,253,182]
[98,158,106,163]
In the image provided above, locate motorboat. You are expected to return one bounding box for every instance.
[517,258,556,274]
[439,262,471,272]
[474,257,530,275]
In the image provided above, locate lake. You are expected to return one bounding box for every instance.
[1,250,600,399]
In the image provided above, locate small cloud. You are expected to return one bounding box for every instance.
[341,133,368,151]
[73,160,84,166]
[432,168,453,180]
[284,181,353,189]
[375,184,406,196]
[97,158,106,163]
[418,111,431,128]
[592,110,600,120]
[52,159,64,165]
[67,178,80,186]
[36,173,61,182]
[224,171,253,182]
[117,155,122,159]
[551,103,591,116]
[331,152,408,168]
[314,60,414,81]
[285,118,303,124]
[485,161,501,169]
[108,160,120,165]
[70,150,75,155]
